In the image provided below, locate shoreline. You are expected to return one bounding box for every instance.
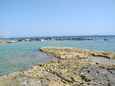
[0,38,92,43]
[0,46,115,86]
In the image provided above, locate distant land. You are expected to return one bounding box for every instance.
[0,34,8,38]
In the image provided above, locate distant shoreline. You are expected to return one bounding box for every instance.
[2,35,115,39]
[0,35,115,43]
[0,37,92,43]
[0,34,8,38]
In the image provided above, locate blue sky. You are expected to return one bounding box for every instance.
[0,0,115,37]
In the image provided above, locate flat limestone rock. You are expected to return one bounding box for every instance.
[40,46,115,59]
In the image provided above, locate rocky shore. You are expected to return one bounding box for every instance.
[0,38,92,43]
[0,46,115,86]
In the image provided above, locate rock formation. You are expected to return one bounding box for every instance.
[0,46,115,86]
[0,37,92,43]
[40,46,115,60]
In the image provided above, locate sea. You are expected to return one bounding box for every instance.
[0,35,115,76]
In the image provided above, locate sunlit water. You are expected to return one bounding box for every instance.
[0,36,115,76]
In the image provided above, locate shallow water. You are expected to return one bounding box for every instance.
[90,57,115,64]
[0,42,57,76]
[0,36,115,76]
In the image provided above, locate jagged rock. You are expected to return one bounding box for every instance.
[80,65,115,86]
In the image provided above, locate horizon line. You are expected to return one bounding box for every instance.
[7,34,115,38]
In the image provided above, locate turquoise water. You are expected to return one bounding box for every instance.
[0,36,115,76]
[0,42,56,76]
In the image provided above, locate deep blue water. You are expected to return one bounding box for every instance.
[0,35,115,76]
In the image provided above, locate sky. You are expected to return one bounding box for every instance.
[0,0,115,37]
